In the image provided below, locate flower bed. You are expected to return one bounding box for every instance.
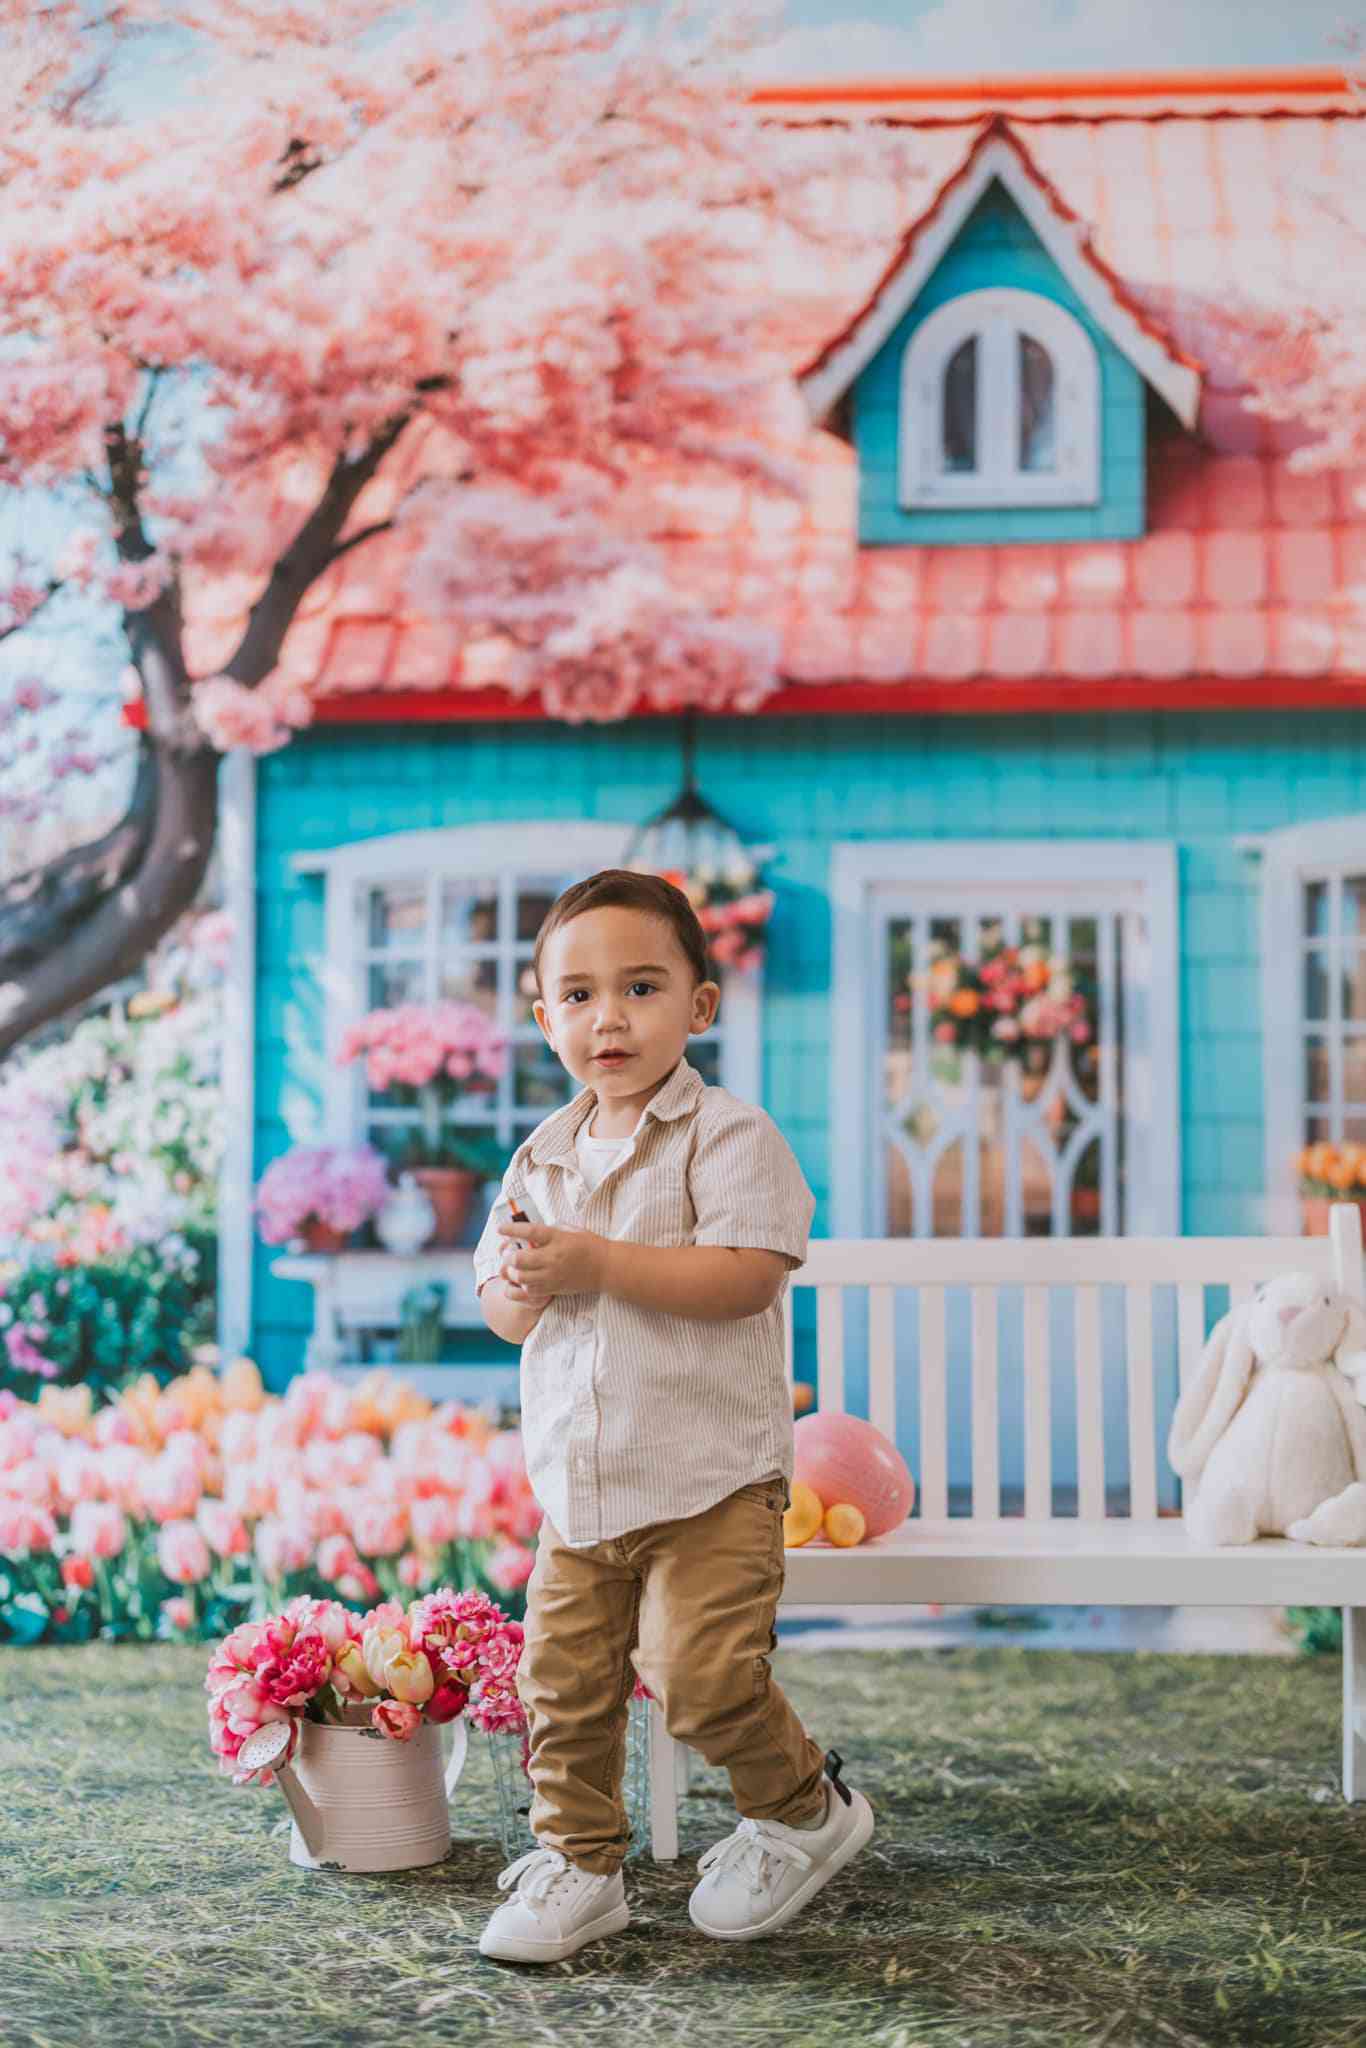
[0,1355,540,1646]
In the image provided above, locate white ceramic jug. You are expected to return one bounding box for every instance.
[241,1715,468,1872]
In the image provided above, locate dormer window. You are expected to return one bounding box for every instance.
[900,288,1099,510]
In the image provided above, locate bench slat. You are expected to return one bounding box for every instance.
[1124,1283,1159,1521]
[817,1285,844,1414]
[1023,1284,1051,1521]
[869,1285,895,1442]
[1074,1284,1105,1520]
[794,1237,1336,1290]
[1177,1284,1206,1391]
[971,1285,1000,1519]
[918,1285,948,1521]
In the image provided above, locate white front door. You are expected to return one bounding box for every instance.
[832,842,1180,1239]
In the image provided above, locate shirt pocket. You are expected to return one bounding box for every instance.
[614,1163,694,1248]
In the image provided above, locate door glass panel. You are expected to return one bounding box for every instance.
[1344,951,1366,1022]
[687,1038,723,1088]
[881,900,1127,1238]
[1305,1036,1329,1105]
[1304,881,1329,938]
[514,1039,568,1111]
[1345,877,1366,937]
[1304,949,1328,1022]
[1345,1037,1366,1104]
[438,956,498,1017]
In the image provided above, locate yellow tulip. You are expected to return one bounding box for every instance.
[334,1642,380,1699]
[383,1648,435,1706]
[363,1626,406,1690]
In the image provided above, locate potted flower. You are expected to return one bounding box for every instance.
[656,862,774,974]
[254,1144,391,1253]
[923,932,1097,1078]
[335,1003,508,1245]
[1295,1142,1366,1235]
[207,1588,528,1872]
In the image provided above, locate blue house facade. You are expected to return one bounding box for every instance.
[217,73,1366,1511]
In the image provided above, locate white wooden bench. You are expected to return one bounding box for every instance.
[643,1206,1366,1860]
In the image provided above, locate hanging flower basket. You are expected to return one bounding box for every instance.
[655,864,774,975]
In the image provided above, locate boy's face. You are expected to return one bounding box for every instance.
[533,906,720,1102]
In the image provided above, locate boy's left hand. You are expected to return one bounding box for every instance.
[497,1219,607,1300]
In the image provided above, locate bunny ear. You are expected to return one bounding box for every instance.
[1167,1307,1258,1482]
[1333,1300,1366,1399]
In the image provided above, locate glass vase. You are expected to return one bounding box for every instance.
[485,1692,654,1863]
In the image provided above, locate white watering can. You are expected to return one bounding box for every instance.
[238,1713,468,1872]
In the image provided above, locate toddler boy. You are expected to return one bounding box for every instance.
[473,867,873,1964]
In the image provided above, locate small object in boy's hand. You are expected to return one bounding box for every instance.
[501,1191,546,1229]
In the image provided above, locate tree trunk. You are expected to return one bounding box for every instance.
[0,732,218,1057]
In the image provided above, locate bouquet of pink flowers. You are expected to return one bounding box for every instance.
[335,1002,509,1171]
[206,1587,529,1784]
[253,1144,391,1246]
[655,866,773,973]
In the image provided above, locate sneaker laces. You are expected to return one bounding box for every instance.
[696,1817,814,1896]
[495,1846,585,1909]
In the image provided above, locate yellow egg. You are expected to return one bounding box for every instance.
[823,1501,867,1548]
[782,1480,825,1548]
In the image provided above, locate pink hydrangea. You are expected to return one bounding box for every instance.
[254,1144,391,1245]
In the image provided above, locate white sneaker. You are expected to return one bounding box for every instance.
[688,1757,874,1943]
[478,1846,630,1964]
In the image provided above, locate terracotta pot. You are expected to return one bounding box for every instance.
[409,1167,479,1247]
[300,1218,350,1253]
[1299,1194,1366,1237]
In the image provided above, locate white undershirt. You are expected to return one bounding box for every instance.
[575,1114,637,1194]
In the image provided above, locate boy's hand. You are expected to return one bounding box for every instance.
[497,1219,607,1302]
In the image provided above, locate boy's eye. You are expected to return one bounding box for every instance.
[565,982,657,1003]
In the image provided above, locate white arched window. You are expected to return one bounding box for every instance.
[899,288,1100,510]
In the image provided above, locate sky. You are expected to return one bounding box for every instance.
[760,0,1355,78]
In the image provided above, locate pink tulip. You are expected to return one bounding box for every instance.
[486,1541,536,1595]
[162,1596,195,1632]
[425,1681,469,1725]
[61,1554,94,1591]
[70,1499,127,1560]
[351,1499,408,1557]
[372,1699,421,1742]
[315,1533,361,1582]
[196,1500,250,1559]
[157,1519,212,1585]
[409,1496,459,1550]
[398,1550,426,1589]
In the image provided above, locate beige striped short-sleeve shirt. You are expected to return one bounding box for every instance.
[473,1057,816,1547]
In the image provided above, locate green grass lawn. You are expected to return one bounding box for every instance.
[2,1641,1364,2048]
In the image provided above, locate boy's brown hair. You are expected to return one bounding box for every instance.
[532,869,713,999]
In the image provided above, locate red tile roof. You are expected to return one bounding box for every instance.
[175,68,1366,722]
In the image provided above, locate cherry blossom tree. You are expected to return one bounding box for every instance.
[0,0,888,1055]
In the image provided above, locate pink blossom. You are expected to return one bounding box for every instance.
[254,1515,313,1581]
[409,1495,460,1551]
[142,1450,202,1523]
[254,1145,391,1245]
[425,1681,469,1724]
[162,1596,195,1632]
[398,1551,427,1589]
[315,1533,362,1582]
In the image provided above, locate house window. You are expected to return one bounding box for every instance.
[900,288,1099,510]
[297,822,760,1180]
[1260,820,1366,1230]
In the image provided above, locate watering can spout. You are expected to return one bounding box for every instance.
[235,1721,325,1858]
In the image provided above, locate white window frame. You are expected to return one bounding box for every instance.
[898,287,1101,511]
[291,822,761,1150]
[829,839,1180,1238]
[1260,815,1366,1232]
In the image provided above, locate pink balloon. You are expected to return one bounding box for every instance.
[792,1413,916,1539]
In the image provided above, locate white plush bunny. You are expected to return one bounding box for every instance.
[1167,1270,1366,1546]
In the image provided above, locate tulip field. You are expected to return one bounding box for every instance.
[0,1355,539,1649]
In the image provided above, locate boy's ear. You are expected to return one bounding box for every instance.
[532,999,553,1044]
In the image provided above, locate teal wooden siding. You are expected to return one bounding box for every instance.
[852,180,1147,547]
[251,711,1366,1501]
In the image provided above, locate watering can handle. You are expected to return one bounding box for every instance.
[444,1714,468,1799]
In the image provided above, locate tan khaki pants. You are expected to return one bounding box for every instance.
[516,1475,828,1874]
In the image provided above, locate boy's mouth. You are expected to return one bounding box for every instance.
[594,1052,632,1065]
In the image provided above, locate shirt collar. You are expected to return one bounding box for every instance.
[526,1057,703,1170]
